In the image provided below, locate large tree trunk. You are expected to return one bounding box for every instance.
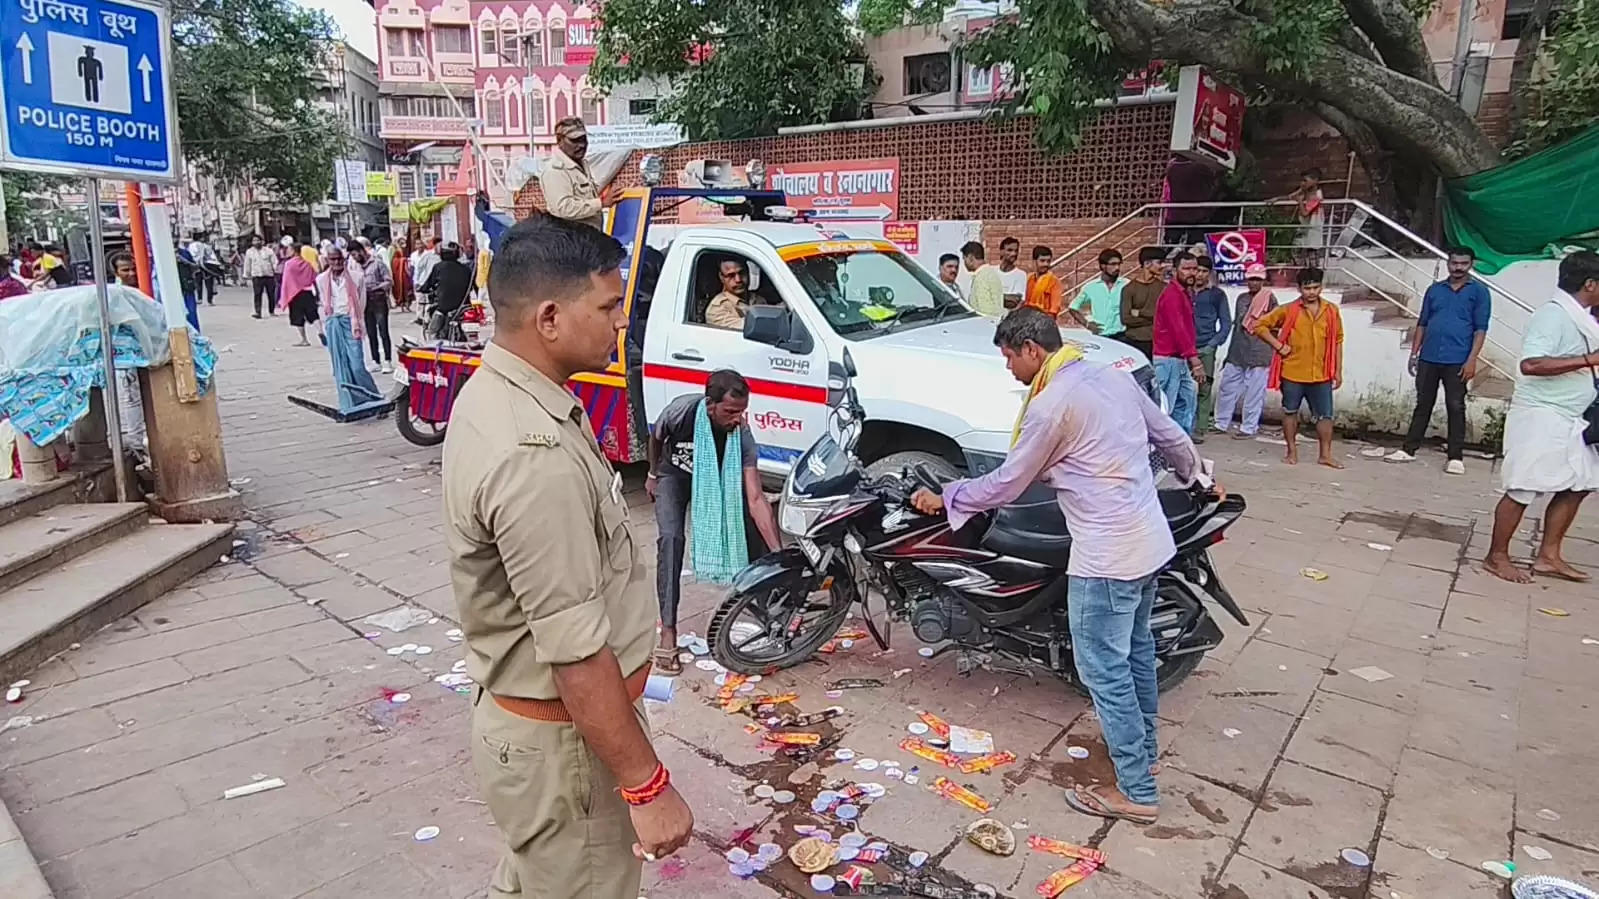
[1087,0,1504,178]
[1507,0,1554,140]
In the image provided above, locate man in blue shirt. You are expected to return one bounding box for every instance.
[1387,247,1492,473]
[1191,255,1231,440]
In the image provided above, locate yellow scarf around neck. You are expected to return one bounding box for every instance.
[1011,344,1083,447]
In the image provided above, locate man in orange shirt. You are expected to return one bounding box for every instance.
[1025,245,1064,319]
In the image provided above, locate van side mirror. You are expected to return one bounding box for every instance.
[743,305,813,354]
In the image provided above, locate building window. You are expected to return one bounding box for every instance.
[484,91,504,128]
[384,96,411,116]
[423,172,440,197]
[434,25,470,54]
[628,98,658,117]
[548,26,566,64]
[581,92,600,125]
[507,92,521,130]
[1503,0,1564,38]
[501,26,520,64]
[530,90,547,130]
[385,28,408,57]
[904,52,952,95]
[481,24,497,57]
[408,30,427,56]
[525,30,544,66]
[398,171,417,201]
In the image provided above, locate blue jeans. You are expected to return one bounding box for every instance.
[1068,573,1159,806]
[1153,356,1197,434]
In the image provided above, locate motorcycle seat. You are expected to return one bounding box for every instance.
[981,484,1203,569]
[982,483,1072,569]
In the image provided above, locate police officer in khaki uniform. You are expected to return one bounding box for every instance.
[443,213,694,897]
[540,118,613,230]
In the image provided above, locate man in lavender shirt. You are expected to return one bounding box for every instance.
[911,308,1204,824]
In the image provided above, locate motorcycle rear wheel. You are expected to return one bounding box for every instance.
[708,576,854,675]
[393,387,447,447]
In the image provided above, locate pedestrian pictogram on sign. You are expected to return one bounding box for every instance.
[0,0,178,181]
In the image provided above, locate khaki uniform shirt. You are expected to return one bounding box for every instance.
[540,149,605,230]
[705,291,746,330]
[442,343,655,700]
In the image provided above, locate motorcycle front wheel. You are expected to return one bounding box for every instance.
[708,568,854,674]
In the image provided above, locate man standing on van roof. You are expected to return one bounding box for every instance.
[541,117,615,231]
[443,214,693,896]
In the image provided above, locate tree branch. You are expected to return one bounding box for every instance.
[1088,0,1499,176]
[1339,0,1438,85]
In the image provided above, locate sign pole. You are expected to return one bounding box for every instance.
[86,177,129,502]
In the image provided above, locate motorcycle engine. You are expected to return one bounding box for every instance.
[911,595,982,644]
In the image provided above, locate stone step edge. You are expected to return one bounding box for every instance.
[0,790,53,899]
[0,504,150,596]
[0,523,235,687]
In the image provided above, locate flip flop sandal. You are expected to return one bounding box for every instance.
[1532,564,1591,583]
[1065,785,1157,825]
[651,647,684,675]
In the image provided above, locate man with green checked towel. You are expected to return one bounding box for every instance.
[646,370,783,674]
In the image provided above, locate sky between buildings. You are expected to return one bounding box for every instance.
[298,0,379,63]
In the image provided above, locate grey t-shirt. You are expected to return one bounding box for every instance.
[653,394,758,478]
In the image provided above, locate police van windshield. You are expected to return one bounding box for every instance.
[785,246,974,340]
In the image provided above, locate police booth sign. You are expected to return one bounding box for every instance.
[0,0,177,180]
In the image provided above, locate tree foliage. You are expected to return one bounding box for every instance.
[590,0,877,141]
[858,0,1505,205]
[172,0,349,205]
[1510,0,1599,156]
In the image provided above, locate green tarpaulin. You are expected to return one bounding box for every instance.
[1443,124,1599,273]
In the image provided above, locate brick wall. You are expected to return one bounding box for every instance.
[515,104,1178,221]
[1475,92,1514,148]
[1252,94,1515,202]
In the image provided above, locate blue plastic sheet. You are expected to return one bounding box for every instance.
[0,285,217,446]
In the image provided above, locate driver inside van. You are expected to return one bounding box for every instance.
[706,259,752,329]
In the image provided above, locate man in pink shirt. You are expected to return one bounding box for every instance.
[910,307,1204,826]
[1151,251,1207,436]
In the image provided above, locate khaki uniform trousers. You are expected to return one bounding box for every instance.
[471,690,645,898]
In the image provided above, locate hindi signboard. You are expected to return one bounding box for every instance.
[0,0,178,180]
[768,158,900,221]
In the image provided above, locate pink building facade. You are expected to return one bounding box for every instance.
[376,0,607,207]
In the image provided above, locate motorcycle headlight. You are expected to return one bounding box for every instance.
[779,494,836,537]
[779,472,840,537]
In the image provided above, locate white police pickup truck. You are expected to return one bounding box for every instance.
[637,223,1153,480]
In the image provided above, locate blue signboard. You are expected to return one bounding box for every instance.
[0,0,176,180]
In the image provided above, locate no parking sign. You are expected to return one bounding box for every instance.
[1203,228,1266,286]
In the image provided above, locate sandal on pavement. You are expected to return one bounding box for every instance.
[1065,784,1157,825]
[652,646,683,675]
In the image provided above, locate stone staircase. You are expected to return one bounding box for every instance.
[0,468,234,686]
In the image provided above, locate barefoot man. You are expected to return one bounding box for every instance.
[1253,267,1345,468]
[1483,250,1599,584]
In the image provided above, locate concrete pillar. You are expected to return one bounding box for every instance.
[16,433,55,484]
[138,365,242,522]
[73,388,112,463]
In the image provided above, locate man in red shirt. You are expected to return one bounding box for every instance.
[1151,251,1207,436]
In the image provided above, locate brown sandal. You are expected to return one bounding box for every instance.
[652,646,683,675]
[1064,784,1158,825]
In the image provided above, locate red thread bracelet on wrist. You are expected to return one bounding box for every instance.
[620,763,670,806]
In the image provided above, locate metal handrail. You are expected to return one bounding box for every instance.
[1049,199,1535,315]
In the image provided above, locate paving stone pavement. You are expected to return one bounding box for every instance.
[3,289,1598,899]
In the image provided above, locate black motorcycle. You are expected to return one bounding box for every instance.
[708,386,1250,693]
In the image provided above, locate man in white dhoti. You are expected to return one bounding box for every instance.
[1484,251,1599,584]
